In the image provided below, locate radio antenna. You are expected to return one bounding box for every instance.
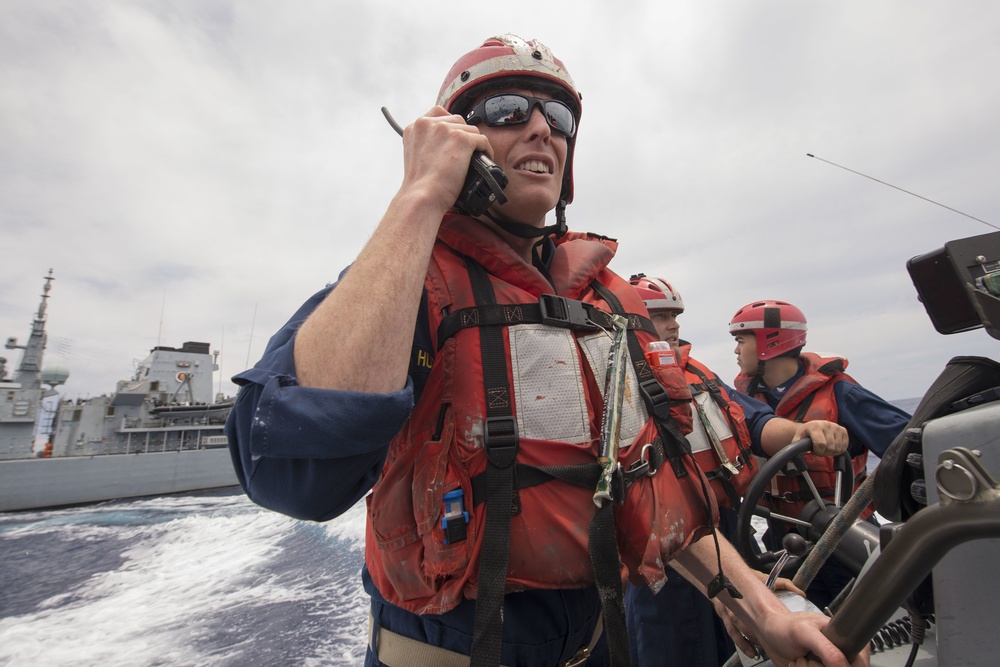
[806,153,997,231]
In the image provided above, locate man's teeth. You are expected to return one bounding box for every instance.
[516,160,550,174]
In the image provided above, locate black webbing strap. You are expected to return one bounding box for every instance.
[470,462,603,504]
[793,391,817,423]
[589,501,632,666]
[465,258,517,667]
[436,294,656,350]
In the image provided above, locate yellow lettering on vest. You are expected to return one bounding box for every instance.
[416,349,434,369]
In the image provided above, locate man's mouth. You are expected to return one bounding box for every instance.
[515,160,551,174]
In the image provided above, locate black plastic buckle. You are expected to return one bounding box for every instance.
[538,294,597,330]
[484,416,519,468]
[638,378,673,420]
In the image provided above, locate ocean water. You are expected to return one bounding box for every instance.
[0,489,369,666]
[0,398,924,667]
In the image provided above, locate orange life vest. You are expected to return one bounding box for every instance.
[678,345,756,508]
[365,216,717,616]
[735,352,870,520]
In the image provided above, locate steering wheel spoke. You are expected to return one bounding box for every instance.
[736,438,854,573]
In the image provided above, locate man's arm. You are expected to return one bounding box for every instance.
[833,381,912,457]
[724,384,847,458]
[759,418,848,457]
[294,107,491,394]
[673,535,869,667]
[226,108,492,520]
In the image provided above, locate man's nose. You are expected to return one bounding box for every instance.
[526,105,552,139]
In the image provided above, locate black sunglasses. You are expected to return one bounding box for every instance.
[465,94,577,138]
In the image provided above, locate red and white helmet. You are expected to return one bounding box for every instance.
[629,274,685,312]
[729,300,807,360]
[437,35,582,204]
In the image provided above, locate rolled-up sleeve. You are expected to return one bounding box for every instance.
[225,285,414,522]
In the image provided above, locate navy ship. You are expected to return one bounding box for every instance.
[0,271,237,511]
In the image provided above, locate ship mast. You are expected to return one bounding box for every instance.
[7,270,54,390]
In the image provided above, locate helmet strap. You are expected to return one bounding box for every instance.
[746,360,767,397]
[482,199,568,240]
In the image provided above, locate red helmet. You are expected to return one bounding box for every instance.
[728,300,807,360]
[629,274,684,312]
[437,35,582,204]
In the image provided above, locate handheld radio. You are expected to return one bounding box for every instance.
[381,107,508,217]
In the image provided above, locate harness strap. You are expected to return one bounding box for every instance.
[368,611,604,667]
[458,265,651,667]
[465,258,517,667]
[469,461,654,513]
[436,296,656,348]
[471,462,603,504]
[792,391,817,423]
[589,501,630,665]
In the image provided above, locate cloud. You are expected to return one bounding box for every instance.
[2,0,999,405]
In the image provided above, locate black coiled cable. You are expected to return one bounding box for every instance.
[869,614,935,657]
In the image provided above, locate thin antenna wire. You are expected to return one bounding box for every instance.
[245,303,257,369]
[806,153,998,231]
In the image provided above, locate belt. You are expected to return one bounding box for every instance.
[369,610,604,667]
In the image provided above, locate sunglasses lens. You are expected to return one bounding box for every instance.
[481,95,575,137]
[484,95,530,125]
[543,102,575,136]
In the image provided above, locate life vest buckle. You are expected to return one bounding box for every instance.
[638,378,673,421]
[484,416,519,468]
[538,294,598,330]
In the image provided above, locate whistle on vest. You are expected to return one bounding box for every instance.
[441,489,470,544]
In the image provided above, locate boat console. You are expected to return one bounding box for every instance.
[735,231,1000,666]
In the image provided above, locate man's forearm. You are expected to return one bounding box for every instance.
[294,189,445,393]
[673,532,788,632]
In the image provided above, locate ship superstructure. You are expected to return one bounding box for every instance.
[49,341,232,457]
[0,271,238,511]
[0,270,60,459]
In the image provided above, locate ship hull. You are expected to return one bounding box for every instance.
[0,448,238,512]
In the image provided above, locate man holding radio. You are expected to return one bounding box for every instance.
[226,35,866,667]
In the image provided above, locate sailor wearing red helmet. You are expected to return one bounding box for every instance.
[226,34,868,667]
[730,300,911,610]
[627,278,861,667]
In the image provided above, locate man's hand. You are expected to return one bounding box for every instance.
[674,534,868,666]
[793,420,847,457]
[756,609,870,667]
[714,570,807,659]
[760,417,848,457]
[401,106,494,219]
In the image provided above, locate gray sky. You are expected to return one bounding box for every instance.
[2,1,998,403]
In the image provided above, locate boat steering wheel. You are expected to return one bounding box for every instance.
[735,438,855,573]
